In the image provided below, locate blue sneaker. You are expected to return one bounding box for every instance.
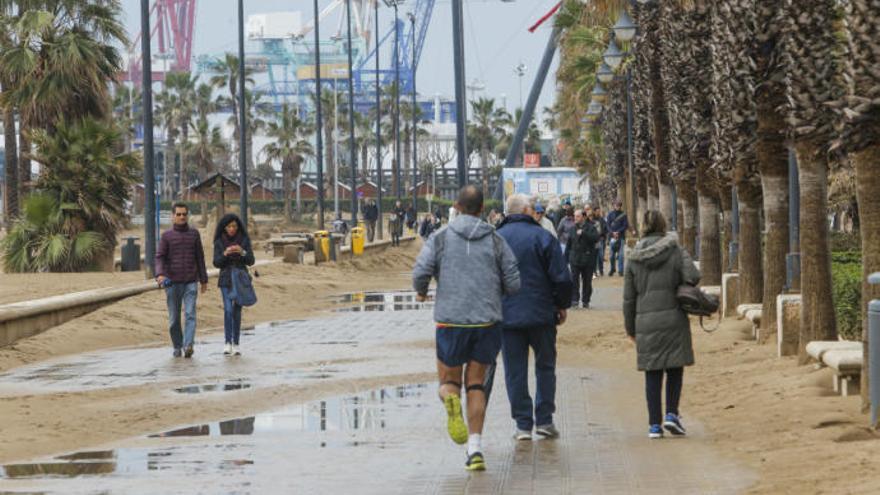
[649,424,663,439]
[663,413,686,436]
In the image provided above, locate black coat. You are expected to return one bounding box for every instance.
[212,235,256,288]
[568,221,600,267]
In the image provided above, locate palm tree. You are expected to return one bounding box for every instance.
[186,119,227,180]
[156,85,183,198]
[111,84,142,152]
[0,5,19,221]
[209,53,255,168]
[226,88,272,174]
[783,0,843,361]
[840,0,880,416]
[165,72,198,193]
[263,104,314,223]
[468,97,508,198]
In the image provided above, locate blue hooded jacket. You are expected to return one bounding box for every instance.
[497,214,573,329]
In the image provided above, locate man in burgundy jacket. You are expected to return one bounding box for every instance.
[156,203,209,358]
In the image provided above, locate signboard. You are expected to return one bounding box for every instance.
[523,153,541,168]
[502,167,590,212]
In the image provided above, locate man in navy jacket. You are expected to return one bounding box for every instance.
[496,194,573,440]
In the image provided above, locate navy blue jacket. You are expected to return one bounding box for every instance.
[607,209,629,238]
[497,214,573,329]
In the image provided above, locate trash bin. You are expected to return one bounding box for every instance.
[121,236,140,272]
[314,231,330,263]
[351,227,365,256]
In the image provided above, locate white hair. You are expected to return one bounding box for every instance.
[506,194,535,215]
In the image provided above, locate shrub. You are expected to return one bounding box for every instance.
[832,254,863,341]
[831,231,861,253]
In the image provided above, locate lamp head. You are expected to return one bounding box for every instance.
[612,9,637,43]
[603,38,624,69]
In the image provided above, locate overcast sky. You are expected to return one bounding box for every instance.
[119,0,560,117]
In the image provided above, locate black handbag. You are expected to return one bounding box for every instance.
[677,284,720,332]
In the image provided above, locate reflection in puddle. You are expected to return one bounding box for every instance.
[173,381,252,394]
[331,290,434,313]
[1,383,433,480]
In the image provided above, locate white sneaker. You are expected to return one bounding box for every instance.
[514,429,532,441]
[223,343,232,355]
[233,345,241,356]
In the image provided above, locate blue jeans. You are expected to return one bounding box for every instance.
[610,238,626,274]
[221,286,243,345]
[595,240,606,274]
[501,326,557,431]
[166,282,198,349]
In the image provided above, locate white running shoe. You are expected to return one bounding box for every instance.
[514,430,532,441]
[233,345,241,356]
[223,343,232,355]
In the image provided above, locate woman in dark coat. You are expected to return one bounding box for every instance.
[623,210,700,439]
[213,214,256,356]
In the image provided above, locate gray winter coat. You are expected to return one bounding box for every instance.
[413,214,521,325]
[623,232,701,371]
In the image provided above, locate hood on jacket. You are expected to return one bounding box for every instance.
[628,232,679,267]
[214,213,249,242]
[498,213,540,229]
[448,213,495,241]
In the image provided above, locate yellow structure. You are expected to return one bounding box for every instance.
[314,231,330,262]
[351,227,365,256]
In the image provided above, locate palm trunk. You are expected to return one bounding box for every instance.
[796,144,837,363]
[481,144,490,200]
[637,175,648,234]
[18,126,31,198]
[677,179,697,257]
[282,166,293,224]
[3,106,19,221]
[699,189,722,286]
[758,156,790,339]
[737,178,763,305]
[295,175,303,223]
[647,174,659,211]
[179,125,189,194]
[854,148,880,417]
[658,177,675,228]
[403,130,412,195]
[323,121,335,199]
[719,183,733,273]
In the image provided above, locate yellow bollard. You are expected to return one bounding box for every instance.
[351,227,365,256]
[313,231,330,262]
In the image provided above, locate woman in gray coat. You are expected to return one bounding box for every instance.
[623,210,700,439]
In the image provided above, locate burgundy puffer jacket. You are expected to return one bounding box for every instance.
[156,224,208,284]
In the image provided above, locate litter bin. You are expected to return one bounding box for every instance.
[351,227,365,256]
[314,231,330,263]
[121,236,141,272]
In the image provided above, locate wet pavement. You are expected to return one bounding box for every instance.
[0,286,755,494]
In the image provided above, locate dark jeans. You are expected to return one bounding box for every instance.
[570,264,593,306]
[501,326,557,431]
[645,367,683,426]
[220,286,243,345]
[595,240,605,275]
[366,220,376,243]
[609,238,625,274]
[390,220,402,246]
[166,282,198,349]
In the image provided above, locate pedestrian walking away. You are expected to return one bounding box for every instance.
[607,199,630,277]
[363,200,379,243]
[497,194,572,441]
[413,185,521,472]
[568,209,599,309]
[391,200,405,247]
[623,210,701,439]
[213,214,256,356]
[155,203,208,358]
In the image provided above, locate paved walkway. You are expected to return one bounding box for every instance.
[0,288,754,494]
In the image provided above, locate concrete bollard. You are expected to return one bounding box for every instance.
[722,273,740,319]
[776,294,801,357]
[868,273,880,426]
[283,245,303,265]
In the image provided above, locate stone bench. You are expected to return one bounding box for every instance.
[806,341,864,397]
[267,238,309,258]
[736,304,763,339]
[702,286,721,298]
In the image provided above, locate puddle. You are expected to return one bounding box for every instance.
[173,380,252,394]
[1,383,434,480]
[330,290,434,313]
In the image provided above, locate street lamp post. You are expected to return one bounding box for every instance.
[313,0,326,230]
[375,0,383,239]
[451,0,467,187]
[408,12,418,215]
[345,0,358,225]
[238,0,248,226]
[140,0,156,277]
[384,1,404,199]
